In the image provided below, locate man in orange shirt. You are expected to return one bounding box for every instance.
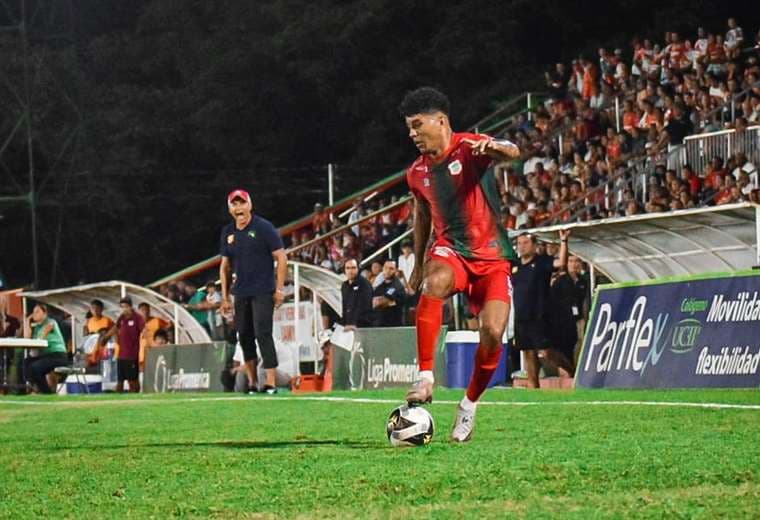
[83,299,115,366]
[581,58,599,101]
[83,300,114,336]
[137,302,170,371]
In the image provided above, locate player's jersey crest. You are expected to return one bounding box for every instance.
[448,160,463,176]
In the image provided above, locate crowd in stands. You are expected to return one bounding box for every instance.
[282,17,759,274]
[287,197,413,275]
[498,17,760,228]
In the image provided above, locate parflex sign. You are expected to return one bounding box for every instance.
[577,272,760,388]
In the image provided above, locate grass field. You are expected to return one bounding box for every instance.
[1,388,759,519]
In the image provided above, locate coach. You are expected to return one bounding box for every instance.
[220,189,288,395]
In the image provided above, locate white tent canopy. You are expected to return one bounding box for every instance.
[520,203,760,283]
[20,281,211,347]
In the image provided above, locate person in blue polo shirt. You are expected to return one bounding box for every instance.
[220,189,288,395]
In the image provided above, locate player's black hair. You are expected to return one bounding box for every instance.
[518,232,538,244]
[154,329,169,342]
[90,299,104,309]
[138,302,149,309]
[399,87,450,117]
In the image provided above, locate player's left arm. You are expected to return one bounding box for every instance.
[463,136,520,162]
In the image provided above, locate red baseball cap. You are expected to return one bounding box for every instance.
[227,189,252,206]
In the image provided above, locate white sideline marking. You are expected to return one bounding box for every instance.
[0,395,759,410]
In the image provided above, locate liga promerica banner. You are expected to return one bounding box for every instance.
[576,272,760,389]
[144,343,227,393]
[331,327,447,391]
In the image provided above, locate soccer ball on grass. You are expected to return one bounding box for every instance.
[386,405,434,447]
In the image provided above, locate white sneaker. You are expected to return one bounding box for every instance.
[451,404,476,443]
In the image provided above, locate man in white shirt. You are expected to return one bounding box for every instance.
[725,18,744,58]
[693,27,708,66]
[347,199,365,237]
[397,240,415,291]
[732,152,757,187]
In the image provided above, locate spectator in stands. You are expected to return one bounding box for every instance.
[512,231,574,388]
[312,203,330,235]
[348,199,366,237]
[725,18,744,59]
[22,303,68,394]
[372,260,405,327]
[546,63,570,99]
[137,302,170,371]
[654,103,694,154]
[101,296,144,393]
[368,260,384,288]
[339,259,373,328]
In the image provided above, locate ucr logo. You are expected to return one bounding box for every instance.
[670,318,702,354]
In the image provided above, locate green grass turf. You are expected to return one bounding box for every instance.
[1,388,759,518]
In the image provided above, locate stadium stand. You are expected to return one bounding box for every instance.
[152,16,759,285]
[272,16,759,275]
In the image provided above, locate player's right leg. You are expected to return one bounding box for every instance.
[234,296,259,393]
[406,259,457,406]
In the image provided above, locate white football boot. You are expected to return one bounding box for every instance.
[451,404,476,443]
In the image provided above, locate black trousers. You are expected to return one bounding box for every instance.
[23,352,69,394]
[234,293,278,369]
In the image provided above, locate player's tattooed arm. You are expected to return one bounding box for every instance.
[463,137,520,161]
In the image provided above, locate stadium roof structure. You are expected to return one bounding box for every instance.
[521,203,760,283]
[20,281,211,346]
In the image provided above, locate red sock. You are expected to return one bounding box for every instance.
[466,344,503,402]
[415,295,444,371]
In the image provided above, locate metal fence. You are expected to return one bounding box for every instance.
[683,125,760,175]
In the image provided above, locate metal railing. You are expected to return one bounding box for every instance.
[545,144,686,225]
[287,195,413,258]
[695,80,760,131]
[471,92,548,133]
[683,125,760,177]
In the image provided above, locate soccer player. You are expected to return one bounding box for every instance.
[400,87,519,442]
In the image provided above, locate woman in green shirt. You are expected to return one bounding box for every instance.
[22,303,69,394]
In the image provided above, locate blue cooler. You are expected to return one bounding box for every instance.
[66,375,103,394]
[445,331,509,388]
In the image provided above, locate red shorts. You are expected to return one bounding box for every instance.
[428,243,512,315]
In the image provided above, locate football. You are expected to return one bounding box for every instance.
[386,405,435,447]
